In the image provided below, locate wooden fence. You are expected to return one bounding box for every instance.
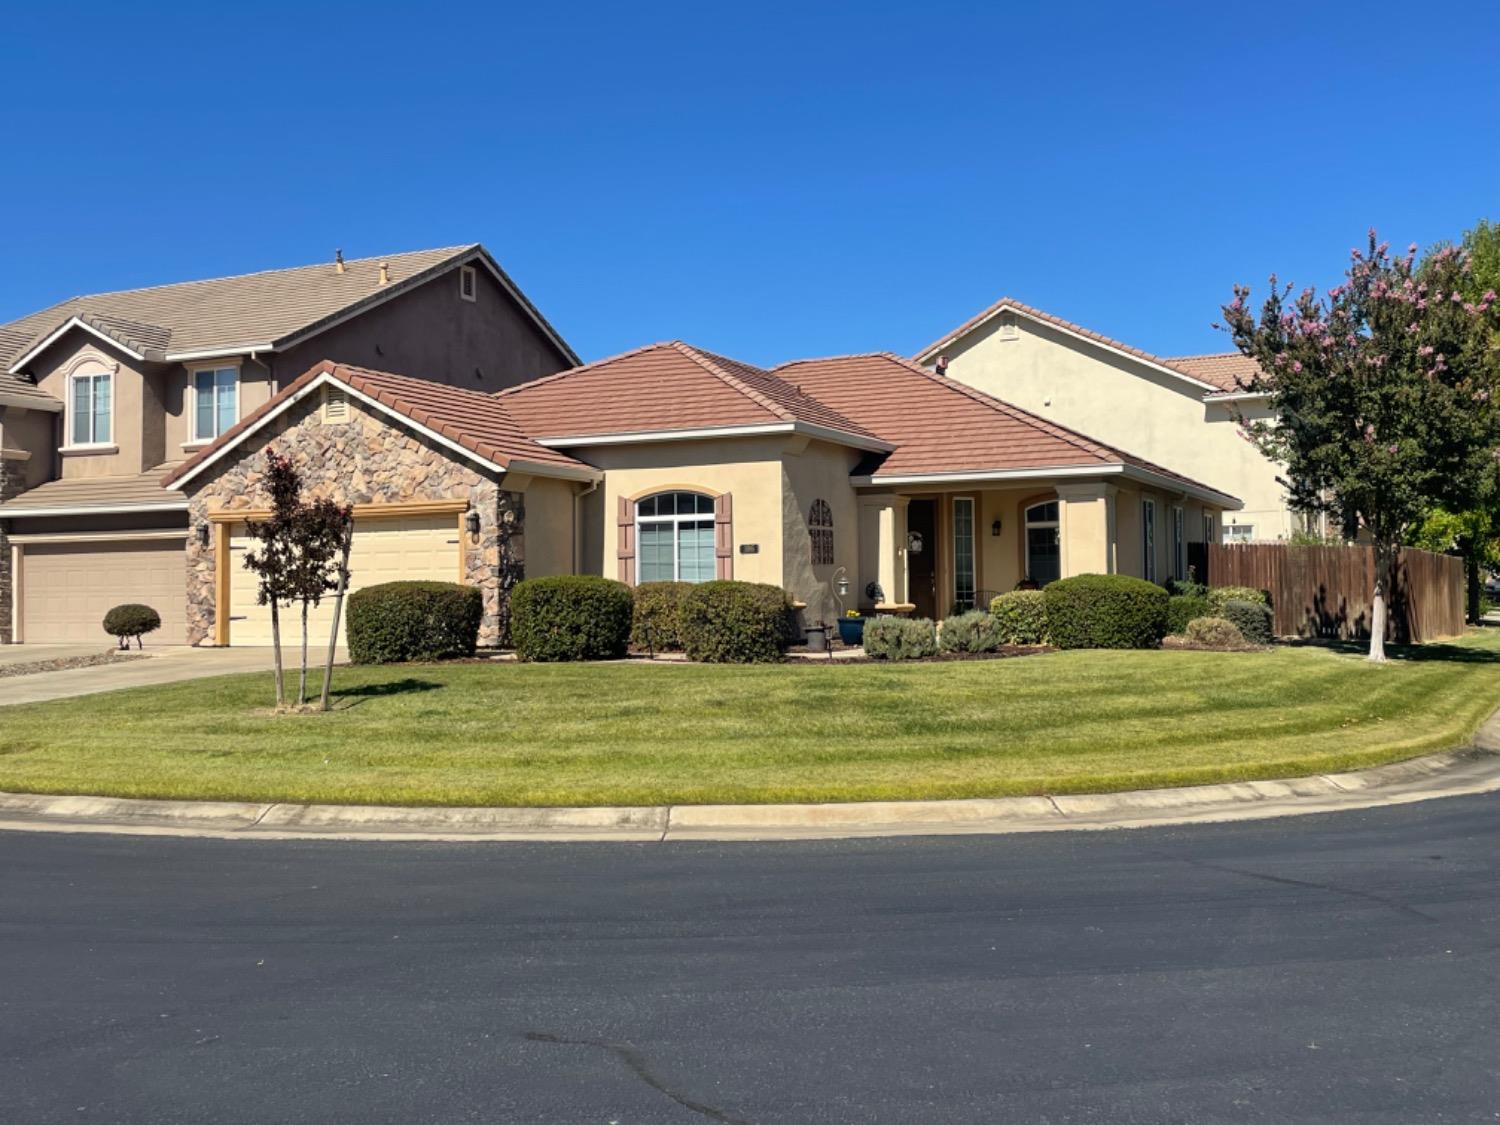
[1202,543,1465,643]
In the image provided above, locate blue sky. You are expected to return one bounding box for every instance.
[2,2,1496,367]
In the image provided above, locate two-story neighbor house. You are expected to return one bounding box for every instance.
[0,245,577,643]
[914,298,1290,546]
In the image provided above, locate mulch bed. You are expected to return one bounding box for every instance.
[787,644,1054,664]
[0,651,151,680]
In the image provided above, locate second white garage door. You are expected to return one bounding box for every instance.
[226,513,463,646]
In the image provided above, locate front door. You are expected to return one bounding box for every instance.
[907,499,937,619]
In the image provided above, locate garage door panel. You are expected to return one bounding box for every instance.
[21,541,187,645]
[227,513,462,646]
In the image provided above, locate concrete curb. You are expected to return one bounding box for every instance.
[2,714,1499,842]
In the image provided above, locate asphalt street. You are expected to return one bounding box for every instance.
[2,796,1498,1124]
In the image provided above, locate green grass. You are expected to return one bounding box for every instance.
[2,631,1499,807]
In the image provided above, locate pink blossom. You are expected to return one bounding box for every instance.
[1292,360,1303,373]
[1419,345,1435,356]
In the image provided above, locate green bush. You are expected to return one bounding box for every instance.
[102,603,161,648]
[1164,577,1208,599]
[1042,573,1169,650]
[1208,585,1269,613]
[1184,616,1246,648]
[989,590,1049,644]
[862,615,938,661]
[938,610,1004,654]
[631,581,691,651]
[347,581,484,664]
[1167,594,1213,634]
[1221,598,1274,645]
[508,576,632,662]
[679,581,795,663]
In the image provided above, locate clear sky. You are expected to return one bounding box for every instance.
[2,1,1496,367]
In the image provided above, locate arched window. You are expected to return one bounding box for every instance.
[808,499,833,566]
[1024,500,1060,586]
[67,357,114,447]
[636,491,717,583]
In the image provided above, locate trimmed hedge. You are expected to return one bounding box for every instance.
[1208,585,1269,613]
[1185,616,1246,648]
[679,581,795,663]
[631,581,691,651]
[1042,574,1169,650]
[103,603,161,647]
[509,576,633,662]
[863,615,938,661]
[938,610,1004,654]
[1221,598,1274,645]
[989,590,1049,645]
[347,581,484,664]
[1164,577,1208,599]
[1167,594,1212,635]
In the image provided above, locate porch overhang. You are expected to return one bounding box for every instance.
[851,463,1242,511]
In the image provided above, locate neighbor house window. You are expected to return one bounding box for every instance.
[1172,505,1185,580]
[69,368,112,446]
[191,367,238,442]
[1225,523,1254,543]
[637,491,717,583]
[1141,498,1157,581]
[953,497,976,610]
[809,499,833,566]
[1024,500,1060,586]
[1203,513,1215,545]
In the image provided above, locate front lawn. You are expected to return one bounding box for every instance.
[1,632,1498,807]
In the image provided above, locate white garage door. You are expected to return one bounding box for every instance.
[226,513,463,646]
[21,539,188,645]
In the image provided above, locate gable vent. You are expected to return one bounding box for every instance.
[322,386,350,423]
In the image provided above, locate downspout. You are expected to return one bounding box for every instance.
[247,350,275,395]
[572,479,600,574]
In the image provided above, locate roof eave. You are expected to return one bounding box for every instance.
[5,315,148,374]
[0,389,63,412]
[534,420,892,453]
[853,461,1242,509]
[0,500,188,518]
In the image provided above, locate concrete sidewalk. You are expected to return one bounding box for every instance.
[0,647,329,706]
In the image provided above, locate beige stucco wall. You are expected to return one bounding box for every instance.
[937,314,1286,538]
[32,339,149,479]
[780,439,863,621]
[518,474,578,578]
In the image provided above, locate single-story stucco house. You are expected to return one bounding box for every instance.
[160,341,1240,646]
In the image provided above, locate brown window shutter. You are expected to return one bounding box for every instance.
[617,495,636,584]
[715,492,733,580]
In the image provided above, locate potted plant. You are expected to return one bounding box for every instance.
[837,609,866,646]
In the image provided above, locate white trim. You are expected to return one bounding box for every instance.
[1172,504,1185,580]
[951,495,976,611]
[59,444,119,455]
[856,463,1241,512]
[187,361,241,444]
[917,303,1221,394]
[9,542,19,643]
[1024,498,1062,585]
[0,501,188,518]
[633,490,718,584]
[459,264,477,303]
[5,317,147,373]
[1203,390,1266,403]
[165,344,273,363]
[66,359,116,448]
[536,420,893,453]
[5,529,188,545]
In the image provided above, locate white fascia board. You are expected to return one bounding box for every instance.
[165,344,275,363]
[856,464,1126,487]
[7,528,188,544]
[537,420,892,453]
[503,458,602,483]
[0,501,188,518]
[6,317,147,373]
[1203,390,1266,403]
[1119,465,1241,509]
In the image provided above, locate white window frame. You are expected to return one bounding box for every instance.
[188,363,241,445]
[64,358,115,450]
[1142,498,1157,582]
[1225,523,1254,543]
[1172,505,1185,580]
[635,491,717,584]
[952,496,976,611]
[459,265,478,303]
[1203,513,1215,545]
[1024,500,1060,585]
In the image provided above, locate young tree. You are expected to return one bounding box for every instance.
[285,498,353,707]
[241,450,301,706]
[319,511,354,713]
[1221,231,1500,660]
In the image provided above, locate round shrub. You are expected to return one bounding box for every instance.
[103,603,161,648]
[1167,594,1212,635]
[863,615,938,661]
[990,590,1048,644]
[1221,598,1274,646]
[679,581,795,663]
[1042,573,1169,650]
[1184,616,1246,648]
[631,581,691,651]
[1207,585,1269,613]
[509,576,632,662]
[938,610,1004,654]
[347,581,484,664]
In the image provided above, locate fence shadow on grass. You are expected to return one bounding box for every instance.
[1283,638,1500,665]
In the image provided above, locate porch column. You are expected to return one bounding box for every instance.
[1056,482,1116,578]
[859,493,911,609]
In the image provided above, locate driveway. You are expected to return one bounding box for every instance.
[2,795,1497,1123]
[0,647,327,706]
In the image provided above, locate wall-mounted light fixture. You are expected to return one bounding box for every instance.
[465,509,481,541]
[196,521,210,547]
[991,518,1003,537]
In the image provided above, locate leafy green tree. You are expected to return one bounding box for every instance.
[1221,231,1500,660]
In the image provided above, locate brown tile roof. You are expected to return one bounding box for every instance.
[498,341,881,444]
[0,244,578,374]
[1165,352,1266,394]
[773,352,1237,502]
[915,296,1225,392]
[162,361,593,489]
[0,463,186,515]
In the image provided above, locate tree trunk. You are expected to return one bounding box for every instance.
[270,598,285,707]
[320,521,354,712]
[1368,541,1396,663]
[298,601,309,706]
[1465,550,1482,624]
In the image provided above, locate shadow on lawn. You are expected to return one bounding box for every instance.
[331,678,444,708]
[1284,638,1500,664]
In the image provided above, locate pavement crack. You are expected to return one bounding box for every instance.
[243,803,280,831]
[1046,795,1068,818]
[1167,855,1439,922]
[660,806,673,843]
[526,1031,754,1124]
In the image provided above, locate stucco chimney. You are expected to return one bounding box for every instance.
[335,249,346,274]
[377,260,390,286]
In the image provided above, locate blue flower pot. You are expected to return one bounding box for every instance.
[837,617,866,646]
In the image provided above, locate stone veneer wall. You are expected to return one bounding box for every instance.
[182,393,525,648]
[0,458,26,643]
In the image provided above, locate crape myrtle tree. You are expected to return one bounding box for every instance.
[1220,231,1500,661]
